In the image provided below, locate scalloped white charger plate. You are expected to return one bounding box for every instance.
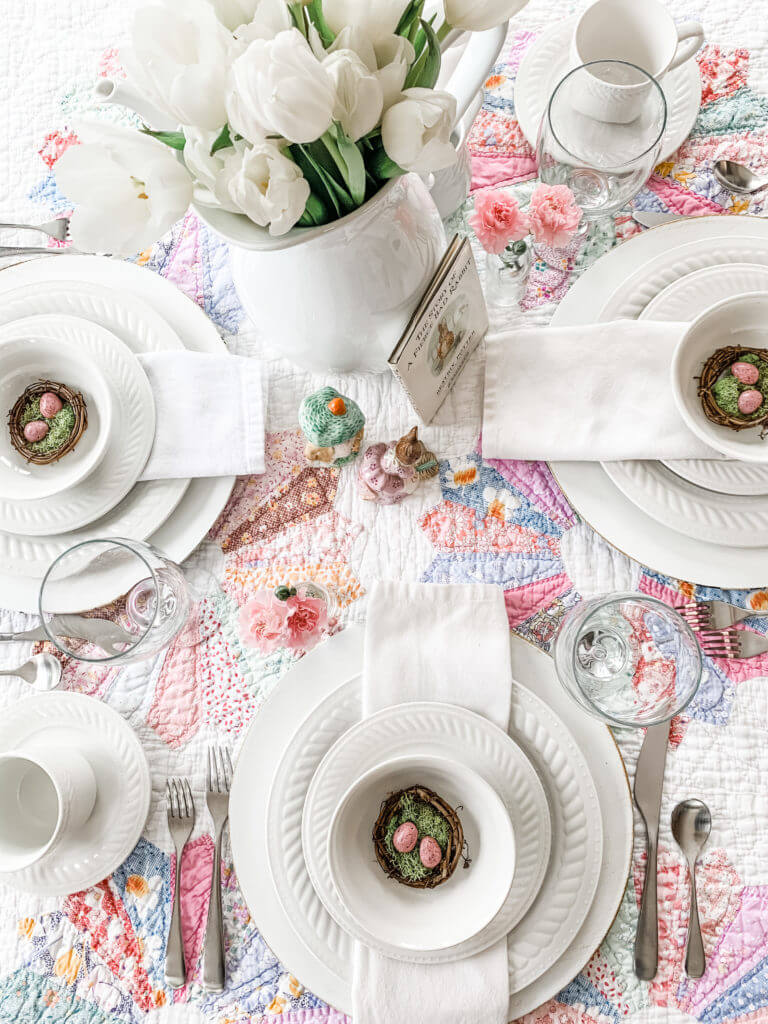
[296,700,554,963]
[514,16,701,161]
[551,216,768,587]
[0,692,150,895]
[230,628,630,1020]
[0,256,234,611]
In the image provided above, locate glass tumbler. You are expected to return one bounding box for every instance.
[38,538,215,665]
[552,593,702,727]
[536,61,667,220]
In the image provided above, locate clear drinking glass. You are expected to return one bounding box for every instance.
[536,61,667,220]
[38,538,215,665]
[552,593,702,727]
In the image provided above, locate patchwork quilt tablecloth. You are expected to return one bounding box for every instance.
[1,2,768,1024]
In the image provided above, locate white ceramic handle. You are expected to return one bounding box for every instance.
[668,21,704,71]
[443,22,508,128]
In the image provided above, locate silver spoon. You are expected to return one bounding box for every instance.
[671,798,712,979]
[713,159,768,195]
[0,653,62,690]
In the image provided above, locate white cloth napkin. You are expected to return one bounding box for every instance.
[354,581,511,1024]
[137,352,265,480]
[483,320,720,461]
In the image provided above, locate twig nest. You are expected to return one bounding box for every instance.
[8,379,87,465]
[372,784,464,889]
[698,346,768,433]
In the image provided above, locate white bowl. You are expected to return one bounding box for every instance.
[327,754,515,954]
[0,332,113,501]
[672,291,768,463]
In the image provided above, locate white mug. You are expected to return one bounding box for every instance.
[0,747,96,872]
[570,0,704,123]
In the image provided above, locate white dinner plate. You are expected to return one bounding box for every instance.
[644,263,768,495]
[0,256,234,611]
[514,16,701,162]
[0,315,156,535]
[0,691,150,895]
[551,215,768,587]
[297,700,554,963]
[230,628,631,1020]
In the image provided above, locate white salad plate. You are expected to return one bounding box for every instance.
[298,700,552,963]
[326,754,516,956]
[0,256,234,611]
[514,16,702,161]
[0,315,155,536]
[0,691,150,895]
[551,215,768,586]
[231,628,631,1020]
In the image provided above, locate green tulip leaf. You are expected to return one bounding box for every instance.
[369,146,405,180]
[140,128,186,150]
[324,124,366,206]
[404,18,440,89]
[209,124,233,156]
[298,191,330,227]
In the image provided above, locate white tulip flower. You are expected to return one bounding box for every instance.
[232,0,293,41]
[226,29,336,144]
[323,0,404,46]
[55,122,193,256]
[121,0,233,130]
[444,0,528,31]
[207,0,291,31]
[225,141,310,235]
[322,49,383,140]
[381,88,458,173]
[330,28,415,110]
[183,127,244,212]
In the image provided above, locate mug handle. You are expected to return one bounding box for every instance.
[668,21,705,71]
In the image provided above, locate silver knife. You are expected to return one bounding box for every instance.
[0,615,137,653]
[634,719,671,980]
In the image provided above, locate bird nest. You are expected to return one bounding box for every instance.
[698,345,768,434]
[8,379,87,465]
[372,784,464,890]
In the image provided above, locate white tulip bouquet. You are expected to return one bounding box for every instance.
[55,0,526,256]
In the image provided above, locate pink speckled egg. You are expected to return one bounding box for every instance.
[392,821,418,854]
[23,420,49,443]
[39,391,63,418]
[738,389,764,415]
[419,836,442,869]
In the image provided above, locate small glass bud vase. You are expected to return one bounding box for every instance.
[484,240,532,311]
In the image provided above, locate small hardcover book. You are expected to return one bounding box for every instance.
[388,235,488,423]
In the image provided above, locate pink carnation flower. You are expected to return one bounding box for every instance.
[239,592,288,654]
[283,595,329,652]
[527,184,582,248]
[469,189,530,254]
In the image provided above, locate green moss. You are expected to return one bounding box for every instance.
[712,355,768,420]
[19,398,76,454]
[383,793,451,883]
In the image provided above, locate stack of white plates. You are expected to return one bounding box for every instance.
[0,255,234,612]
[229,627,632,1019]
[551,216,768,588]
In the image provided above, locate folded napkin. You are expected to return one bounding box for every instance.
[354,581,511,1024]
[483,320,720,461]
[137,352,264,480]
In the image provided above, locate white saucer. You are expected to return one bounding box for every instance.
[299,700,551,963]
[0,691,150,895]
[0,315,156,536]
[515,17,702,161]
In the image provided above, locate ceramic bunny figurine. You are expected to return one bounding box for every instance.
[358,427,439,505]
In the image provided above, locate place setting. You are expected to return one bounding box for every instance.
[0,0,767,1022]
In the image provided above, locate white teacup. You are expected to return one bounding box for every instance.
[0,747,97,871]
[570,0,704,123]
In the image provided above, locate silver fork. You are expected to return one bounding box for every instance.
[0,216,70,242]
[165,778,195,989]
[203,745,232,992]
[680,599,752,632]
[697,629,768,660]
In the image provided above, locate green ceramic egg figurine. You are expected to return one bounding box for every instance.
[298,386,365,467]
